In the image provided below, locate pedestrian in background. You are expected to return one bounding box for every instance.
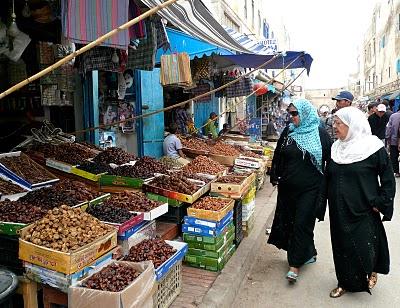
[203,112,218,139]
[368,103,390,144]
[366,102,377,118]
[386,108,400,177]
[322,107,395,298]
[268,99,332,283]
[325,108,337,141]
[331,90,353,110]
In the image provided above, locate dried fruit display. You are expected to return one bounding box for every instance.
[0,200,47,223]
[216,176,245,184]
[111,156,167,179]
[182,156,225,175]
[167,171,212,184]
[0,178,27,195]
[103,192,162,212]
[19,187,81,210]
[21,205,113,252]
[82,263,141,292]
[29,143,96,165]
[0,153,57,184]
[93,147,136,165]
[192,197,231,211]
[159,156,185,169]
[53,180,102,201]
[86,204,135,224]
[76,161,113,174]
[181,138,212,152]
[210,142,241,156]
[124,239,176,268]
[148,175,198,194]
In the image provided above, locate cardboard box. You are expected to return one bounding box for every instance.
[182,213,233,237]
[187,233,234,259]
[132,203,168,221]
[183,210,233,229]
[24,249,114,293]
[183,223,234,251]
[208,154,238,167]
[99,174,146,189]
[0,221,27,236]
[155,241,188,281]
[184,244,236,272]
[118,221,157,256]
[117,220,149,240]
[187,198,234,221]
[234,157,261,169]
[46,158,75,174]
[19,226,117,275]
[69,261,156,308]
[146,193,183,207]
[71,166,107,182]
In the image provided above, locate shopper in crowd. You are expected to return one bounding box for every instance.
[218,123,230,137]
[268,99,332,283]
[266,116,279,139]
[203,112,219,139]
[320,107,395,298]
[324,108,337,141]
[386,108,400,177]
[163,124,190,165]
[174,104,189,135]
[319,111,329,129]
[331,90,353,110]
[382,99,393,118]
[368,103,391,143]
[366,102,377,118]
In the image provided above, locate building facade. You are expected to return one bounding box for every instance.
[304,88,344,111]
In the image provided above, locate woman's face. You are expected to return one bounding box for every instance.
[333,116,349,140]
[288,105,300,126]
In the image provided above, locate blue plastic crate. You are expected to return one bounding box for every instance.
[182,215,233,237]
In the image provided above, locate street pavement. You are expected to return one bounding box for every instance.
[233,178,400,308]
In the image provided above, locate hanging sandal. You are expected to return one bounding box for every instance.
[286,271,298,283]
[330,287,346,298]
[304,256,317,265]
[368,272,378,289]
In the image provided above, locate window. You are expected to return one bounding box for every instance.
[381,35,386,48]
[258,11,261,35]
[244,0,247,19]
[252,0,255,28]
[263,19,269,38]
[223,13,240,32]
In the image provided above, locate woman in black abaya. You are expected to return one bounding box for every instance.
[326,107,395,298]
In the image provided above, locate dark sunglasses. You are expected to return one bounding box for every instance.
[289,111,299,117]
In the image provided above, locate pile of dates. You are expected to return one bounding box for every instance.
[183,156,225,175]
[19,187,81,210]
[53,180,102,201]
[217,176,245,184]
[76,161,113,175]
[124,239,176,268]
[112,156,167,179]
[148,175,198,194]
[0,200,47,224]
[30,143,96,165]
[192,196,231,211]
[210,142,241,156]
[181,138,212,152]
[103,192,162,212]
[0,178,27,195]
[167,170,212,184]
[0,154,56,184]
[86,204,135,224]
[21,205,113,252]
[93,147,136,165]
[82,263,140,292]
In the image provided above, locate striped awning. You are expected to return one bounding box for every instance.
[222,27,276,55]
[140,0,254,54]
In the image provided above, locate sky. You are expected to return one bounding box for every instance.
[266,0,377,89]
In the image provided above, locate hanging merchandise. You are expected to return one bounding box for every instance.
[77,46,120,73]
[128,0,145,40]
[187,82,212,102]
[191,57,211,81]
[7,59,28,85]
[62,0,130,49]
[154,16,170,51]
[127,19,157,71]
[160,52,192,87]
[226,76,254,98]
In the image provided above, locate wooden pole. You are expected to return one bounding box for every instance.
[0,0,180,101]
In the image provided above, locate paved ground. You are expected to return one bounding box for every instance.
[234,179,400,308]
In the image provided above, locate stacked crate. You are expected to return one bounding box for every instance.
[242,186,256,237]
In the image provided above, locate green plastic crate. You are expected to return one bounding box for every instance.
[187,234,234,259]
[183,223,234,249]
[146,192,183,207]
[185,244,236,272]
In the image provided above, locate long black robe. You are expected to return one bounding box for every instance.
[268,127,332,267]
[325,148,395,292]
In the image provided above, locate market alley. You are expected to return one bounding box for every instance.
[234,179,400,308]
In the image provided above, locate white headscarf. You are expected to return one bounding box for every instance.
[331,107,384,164]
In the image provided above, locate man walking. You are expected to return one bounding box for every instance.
[326,90,354,140]
[368,103,391,143]
[386,109,400,177]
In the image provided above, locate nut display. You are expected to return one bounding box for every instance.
[82,263,140,292]
[183,155,225,175]
[192,196,231,211]
[159,156,185,169]
[76,161,113,175]
[181,138,212,152]
[93,147,136,165]
[103,192,162,212]
[21,205,113,252]
[0,178,27,195]
[210,142,241,156]
[19,187,81,210]
[112,156,167,179]
[86,204,136,224]
[0,153,57,184]
[124,239,176,268]
[148,175,198,194]
[217,176,245,184]
[53,180,102,201]
[0,200,47,224]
